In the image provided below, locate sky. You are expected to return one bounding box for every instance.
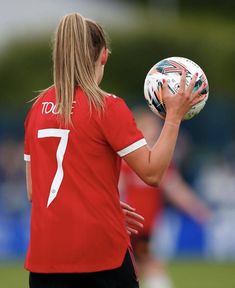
[0,0,135,49]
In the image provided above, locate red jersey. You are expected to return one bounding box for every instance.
[24,86,146,273]
[120,162,163,236]
[119,163,178,236]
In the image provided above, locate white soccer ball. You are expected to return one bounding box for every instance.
[144,56,209,120]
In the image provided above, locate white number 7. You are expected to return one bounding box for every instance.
[38,128,70,207]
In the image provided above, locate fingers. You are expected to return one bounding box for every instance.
[191,93,207,106]
[123,209,144,236]
[187,72,198,95]
[126,227,138,235]
[123,210,145,222]
[191,82,208,105]
[125,217,144,228]
[197,82,208,96]
[161,78,169,98]
[120,201,135,212]
[186,73,207,105]
[162,69,186,97]
[178,69,186,94]
[121,201,145,235]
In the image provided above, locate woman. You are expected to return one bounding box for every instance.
[24,12,206,288]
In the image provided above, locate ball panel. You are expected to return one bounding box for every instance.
[144,56,209,120]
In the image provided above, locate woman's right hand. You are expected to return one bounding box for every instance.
[162,70,207,124]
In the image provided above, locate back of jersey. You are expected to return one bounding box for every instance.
[24,86,146,273]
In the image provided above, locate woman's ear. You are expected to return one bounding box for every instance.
[101,48,109,65]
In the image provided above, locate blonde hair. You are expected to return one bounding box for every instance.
[53,13,109,125]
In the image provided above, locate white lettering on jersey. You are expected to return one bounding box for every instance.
[42,102,59,114]
[41,101,76,115]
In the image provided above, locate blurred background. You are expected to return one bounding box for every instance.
[0,0,235,287]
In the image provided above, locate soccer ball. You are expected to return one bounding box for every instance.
[144,56,209,120]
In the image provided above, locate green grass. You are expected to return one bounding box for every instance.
[168,261,235,288]
[0,262,28,288]
[0,261,235,288]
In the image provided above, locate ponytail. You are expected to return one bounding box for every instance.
[53,13,109,125]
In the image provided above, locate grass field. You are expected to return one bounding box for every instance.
[0,261,235,288]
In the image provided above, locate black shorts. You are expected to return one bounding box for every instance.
[29,249,139,288]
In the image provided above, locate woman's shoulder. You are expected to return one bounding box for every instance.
[104,93,127,108]
[101,93,133,122]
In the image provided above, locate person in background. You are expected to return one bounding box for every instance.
[119,108,211,288]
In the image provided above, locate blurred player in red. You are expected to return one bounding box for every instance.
[120,108,211,288]
[24,12,206,288]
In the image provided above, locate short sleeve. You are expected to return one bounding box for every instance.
[24,111,31,161]
[100,96,147,157]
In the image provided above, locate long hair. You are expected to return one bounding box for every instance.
[53,13,109,125]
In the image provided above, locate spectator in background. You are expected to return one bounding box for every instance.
[119,108,211,288]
